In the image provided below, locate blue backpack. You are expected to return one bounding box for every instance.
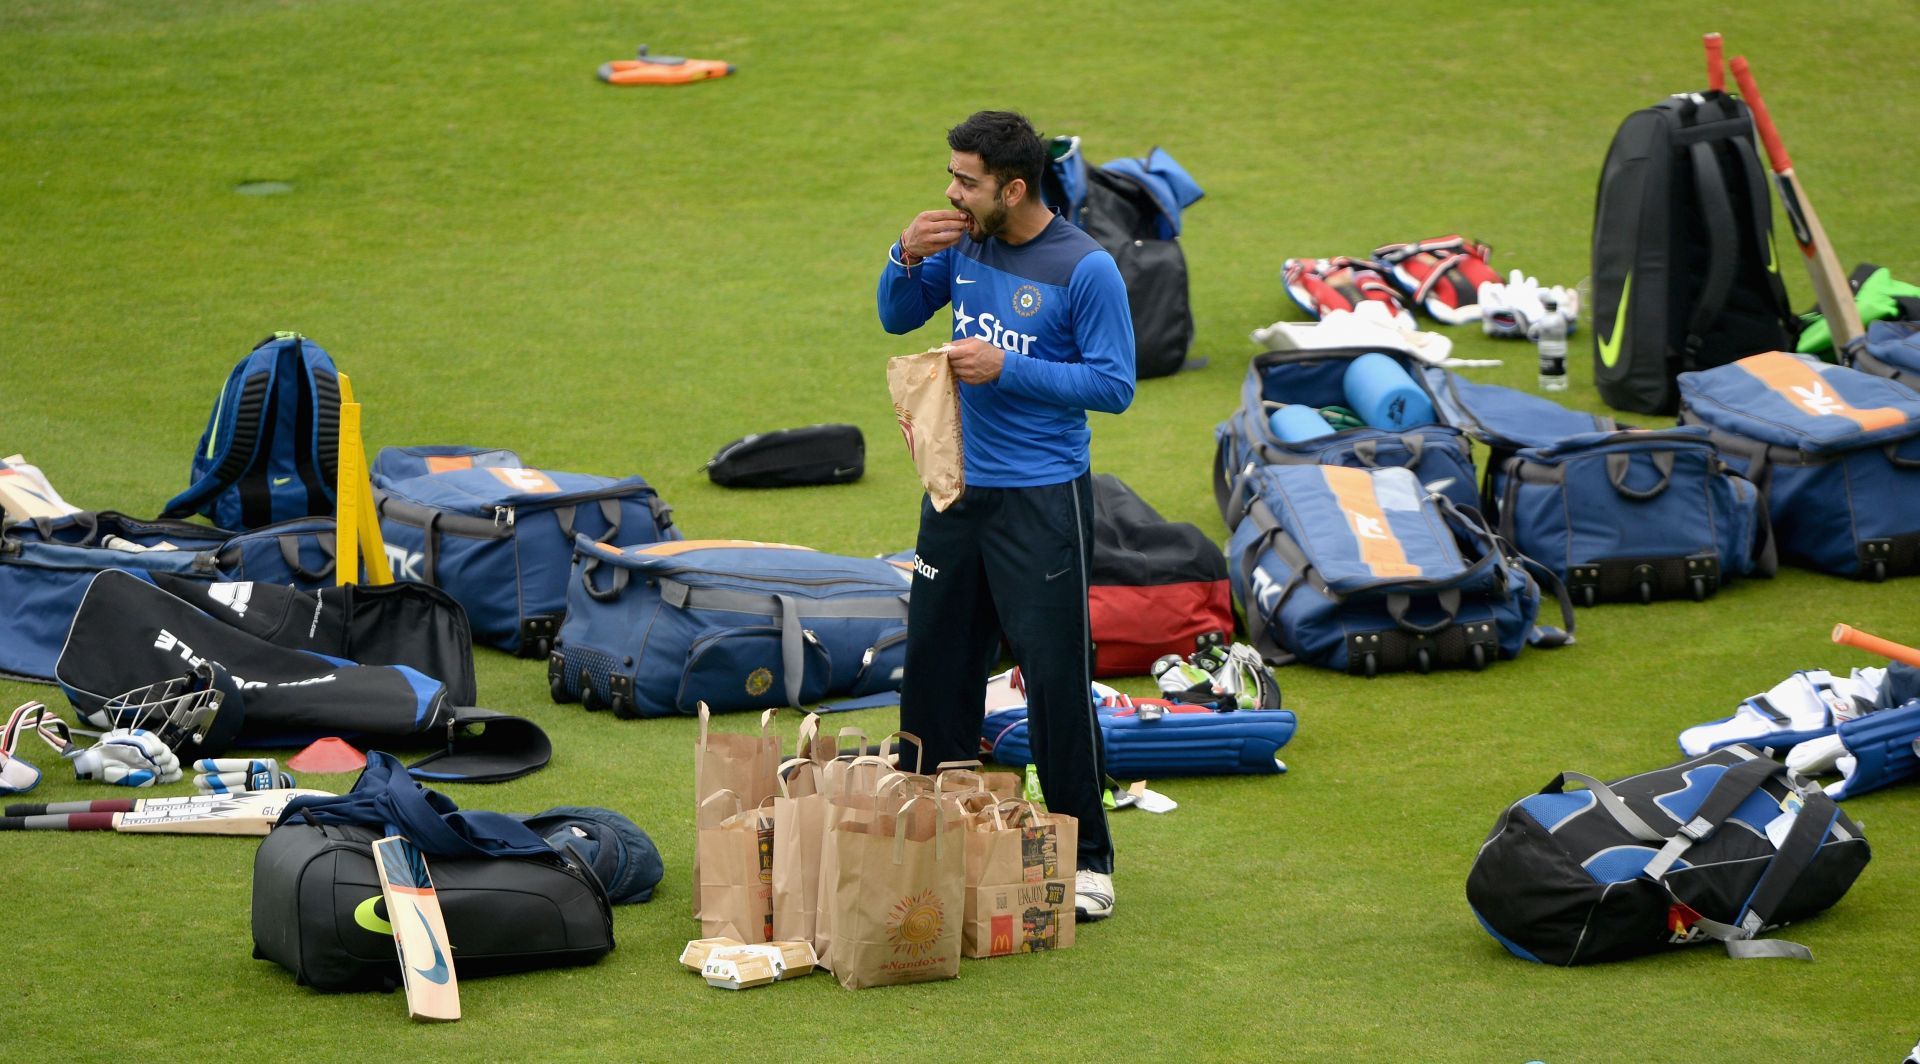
[163,333,341,531]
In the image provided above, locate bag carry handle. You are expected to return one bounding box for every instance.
[891,795,948,862]
[579,552,630,601]
[877,730,926,775]
[777,756,822,799]
[1385,588,1461,635]
[1605,449,1675,500]
[698,788,743,827]
[1883,442,1920,470]
[1351,434,1427,469]
[275,530,337,583]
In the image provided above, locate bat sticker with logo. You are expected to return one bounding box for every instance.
[372,835,461,1022]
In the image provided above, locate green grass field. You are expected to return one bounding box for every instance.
[5,1,1920,1059]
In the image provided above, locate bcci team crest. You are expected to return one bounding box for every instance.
[1012,284,1042,317]
[745,667,773,697]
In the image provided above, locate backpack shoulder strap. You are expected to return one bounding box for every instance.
[159,335,287,521]
[1682,139,1740,364]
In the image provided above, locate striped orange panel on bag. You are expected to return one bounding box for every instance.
[1736,352,1906,432]
[1320,466,1422,580]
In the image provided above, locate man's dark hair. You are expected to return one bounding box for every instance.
[947,111,1046,194]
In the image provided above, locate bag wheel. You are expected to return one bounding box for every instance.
[1361,652,1378,679]
[581,686,606,712]
[1868,559,1888,582]
[1690,575,1709,602]
[1468,643,1488,671]
[526,635,554,659]
[1579,585,1597,608]
[1637,580,1654,605]
[610,693,639,720]
[1414,647,1432,674]
[549,673,575,704]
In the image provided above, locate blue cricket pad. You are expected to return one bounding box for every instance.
[1830,700,1920,800]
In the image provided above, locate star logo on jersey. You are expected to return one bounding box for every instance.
[953,301,976,336]
[1012,284,1042,317]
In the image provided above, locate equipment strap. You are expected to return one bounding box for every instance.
[1684,139,1740,364]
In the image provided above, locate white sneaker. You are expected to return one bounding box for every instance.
[1074,869,1113,921]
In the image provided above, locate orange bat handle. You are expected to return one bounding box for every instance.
[1832,624,1920,669]
[1704,33,1724,92]
[1730,55,1792,173]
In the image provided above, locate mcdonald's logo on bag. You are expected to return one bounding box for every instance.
[990,914,1014,956]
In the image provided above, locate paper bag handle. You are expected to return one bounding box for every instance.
[777,757,821,799]
[878,730,925,774]
[892,795,949,862]
[796,713,821,759]
[698,788,742,826]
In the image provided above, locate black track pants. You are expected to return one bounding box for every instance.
[897,474,1113,874]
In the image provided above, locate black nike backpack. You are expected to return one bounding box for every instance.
[1591,90,1799,415]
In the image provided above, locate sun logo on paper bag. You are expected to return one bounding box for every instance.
[886,889,944,957]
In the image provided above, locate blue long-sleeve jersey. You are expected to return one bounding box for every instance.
[877,217,1134,487]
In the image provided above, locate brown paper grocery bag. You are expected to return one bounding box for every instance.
[887,348,965,511]
[692,704,783,919]
[936,759,1021,803]
[814,755,910,971]
[697,792,777,944]
[962,801,1078,958]
[829,796,965,989]
[771,757,829,944]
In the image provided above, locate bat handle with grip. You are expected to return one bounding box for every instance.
[1704,33,1724,92]
[0,813,113,830]
[1832,624,1920,669]
[1730,56,1792,173]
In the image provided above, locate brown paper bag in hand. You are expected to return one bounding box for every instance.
[697,792,777,944]
[692,704,783,919]
[829,795,966,989]
[887,348,965,511]
[962,800,1078,958]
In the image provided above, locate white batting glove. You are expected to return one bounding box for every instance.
[68,730,183,787]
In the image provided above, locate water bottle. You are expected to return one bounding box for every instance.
[1534,296,1568,392]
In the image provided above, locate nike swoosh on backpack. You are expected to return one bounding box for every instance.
[272,476,292,486]
[1597,272,1632,369]
[353,895,392,935]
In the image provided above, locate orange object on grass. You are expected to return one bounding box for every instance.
[598,45,734,85]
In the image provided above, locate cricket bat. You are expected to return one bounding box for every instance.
[1831,624,1920,670]
[0,788,322,835]
[5,787,332,818]
[1731,55,1866,353]
[372,835,460,1022]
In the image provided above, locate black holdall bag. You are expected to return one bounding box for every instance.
[1467,745,1870,966]
[706,424,865,488]
[251,820,614,992]
[1591,87,1799,415]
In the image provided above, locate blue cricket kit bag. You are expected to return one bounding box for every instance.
[982,701,1295,777]
[1679,352,1920,579]
[163,333,341,531]
[1424,368,1773,604]
[1853,319,1920,387]
[1228,464,1573,676]
[1468,745,1870,965]
[548,539,911,718]
[1215,347,1478,531]
[371,447,679,656]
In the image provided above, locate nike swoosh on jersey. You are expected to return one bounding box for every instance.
[1597,272,1632,369]
[955,276,977,285]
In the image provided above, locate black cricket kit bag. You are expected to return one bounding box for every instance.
[1468,745,1870,965]
[1227,464,1574,676]
[1214,346,1479,530]
[251,754,651,991]
[1591,87,1798,414]
[1424,368,1773,604]
[371,446,680,657]
[1087,474,1232,677]
[0,510,349,683]
[706,424,865,487]
[55,571,549,782]
[548,539,911,717]
[162,332,343,531]
[1042,137,1203,378]
[1679,352,1920,580]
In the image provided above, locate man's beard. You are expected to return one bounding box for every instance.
[957,194,1008,239]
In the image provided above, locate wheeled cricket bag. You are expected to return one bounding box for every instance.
[148,572,478,708]
[162,332,343,530]
[547,539,911,718]
[371,446,680,656]
[706,424,865,487]
[1854,320,1920,387]
[56,570,550,782]
[1467,745,1870,965]
[1423,369,1773,604]
[251,820,614,992]
[1678,352,1920,579]
[1214,347,1478,530]
[1041,137,1201,378]
[1591,89,1798,414]
[981,700,1295,776]
[1228,464,1574,676]
[1088,474,1232,677]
